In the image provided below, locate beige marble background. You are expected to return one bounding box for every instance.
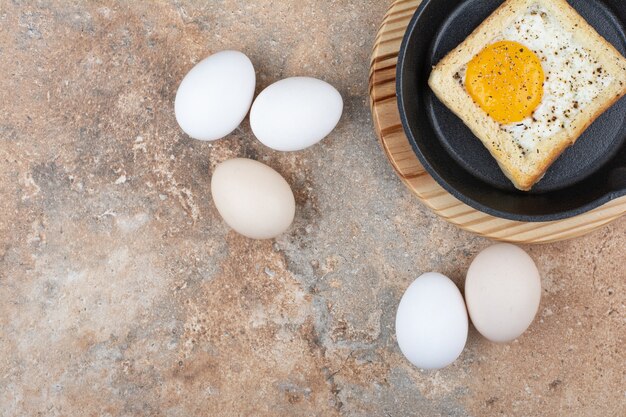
[0,1,624,416]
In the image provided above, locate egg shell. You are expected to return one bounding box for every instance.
[250,77,343,151]
[175,50,256,141]
[465,244,541,343]
[395,272,468,370]
[211,158,295,240]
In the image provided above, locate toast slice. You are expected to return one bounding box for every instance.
[429,0,626,191]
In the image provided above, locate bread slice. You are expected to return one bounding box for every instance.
[429,0,626,191]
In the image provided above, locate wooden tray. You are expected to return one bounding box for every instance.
[369,0,626,244]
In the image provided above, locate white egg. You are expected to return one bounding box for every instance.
[211,158,295,240]
[395,272,468,370]
[465,244,541,343]
[250,77,343,151]
[175,50,256,141]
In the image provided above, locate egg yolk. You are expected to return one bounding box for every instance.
[465,40,545,124]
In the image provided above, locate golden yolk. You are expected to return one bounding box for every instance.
[466,40,545,124]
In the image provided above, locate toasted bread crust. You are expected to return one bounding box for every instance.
[428,0,626,191]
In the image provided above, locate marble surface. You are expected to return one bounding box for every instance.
[1,1,625,416]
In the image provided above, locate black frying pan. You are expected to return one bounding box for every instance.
[397,0,626,222]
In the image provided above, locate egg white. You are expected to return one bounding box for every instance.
[461,4,613,151]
